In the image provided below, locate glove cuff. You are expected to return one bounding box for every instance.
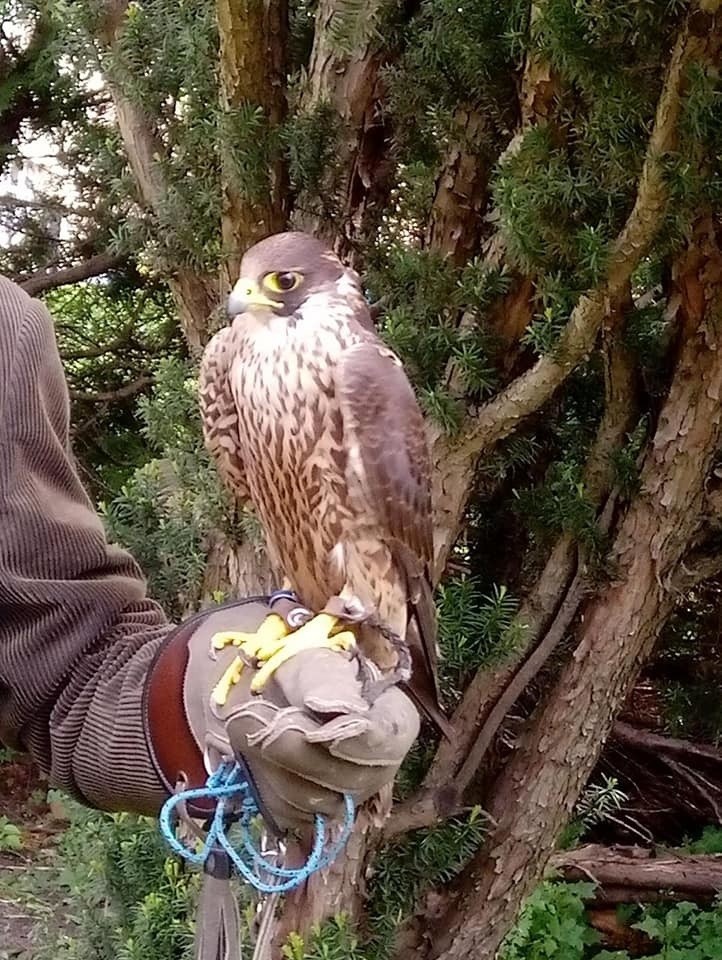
[143,615,213,812]
[142,597,273,815]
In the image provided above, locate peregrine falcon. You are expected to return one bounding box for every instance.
[199,231,451,737]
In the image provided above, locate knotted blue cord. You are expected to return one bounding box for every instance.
[159,761,356,894]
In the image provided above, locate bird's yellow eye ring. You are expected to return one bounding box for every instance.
[263,271,302,293]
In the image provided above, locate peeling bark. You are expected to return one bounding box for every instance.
[397,208,722,960]
[425,108,492,266]
[200,531,274,605]
[294,1,394,262]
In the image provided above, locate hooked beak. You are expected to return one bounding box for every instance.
[227,278,282,318]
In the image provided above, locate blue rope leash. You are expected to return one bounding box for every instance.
[159,761,355,894]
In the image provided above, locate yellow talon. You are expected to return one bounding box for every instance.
[210,614,291,705]
[211,656,245,706]
[211,631,244,650]
[211,613,290,652]
[331,630,357,651]
[250,617,356,692]
[209,611,358,702]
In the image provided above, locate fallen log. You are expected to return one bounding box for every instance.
[551,843,722,904]
[612,722,722,766]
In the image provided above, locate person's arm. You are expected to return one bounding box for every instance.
[0,277,177,813]
[0,279,277,815]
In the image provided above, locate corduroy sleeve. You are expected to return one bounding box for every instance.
[0,277,172,814]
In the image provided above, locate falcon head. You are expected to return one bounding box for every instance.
[227,231,358,320]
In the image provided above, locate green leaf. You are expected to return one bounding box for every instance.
[0,816,23,852]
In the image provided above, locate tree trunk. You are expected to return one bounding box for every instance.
[200,532,274,605]
[272,805,387,949]
[98,1,219,352]
[293,0,394,263]
[396,210,722,960]
[216,0,288,285]
[425,108,493,266]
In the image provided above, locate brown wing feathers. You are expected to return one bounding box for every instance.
[337,340,451,736]
[198,326,250,504]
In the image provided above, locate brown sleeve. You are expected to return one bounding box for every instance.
[0,277,173,815]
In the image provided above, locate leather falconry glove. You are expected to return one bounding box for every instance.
[144,594,420,831]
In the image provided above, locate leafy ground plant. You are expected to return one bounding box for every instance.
[0,816,22,853]
[3,785,722,960]
[498,881,722,960]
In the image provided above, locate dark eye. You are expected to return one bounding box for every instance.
[263,271,302,293]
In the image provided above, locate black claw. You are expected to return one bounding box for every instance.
[353,648,377,700]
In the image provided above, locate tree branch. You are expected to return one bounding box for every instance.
[0,193,71,212]
[69,374,154,404]
[657,754,722,821]
[18,252,126,296]
[613,721,722,766]
[702,484,722,522]
[98,2,167,212]
[673,548,722,589]
[60,328,135,362]
[430,11,696,576]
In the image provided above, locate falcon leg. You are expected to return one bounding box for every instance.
[319,589,414,704]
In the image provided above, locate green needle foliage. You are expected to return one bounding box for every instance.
[20,797,722,960]
[437,579,525,698]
